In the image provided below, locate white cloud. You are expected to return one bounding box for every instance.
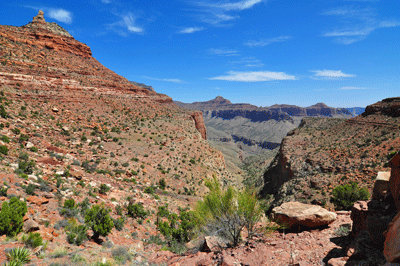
[245,36,291,47]
[123,14,144,33]
[101,0,111,3]
[311,70,356,79]
[322,7,400,44]
[209,71,295,82]
[143,76,185,84]
[339,86,368,90]
[178,27,204,34]
[48,9,72,24]
[209,48,239,56]
[210,0,263,11]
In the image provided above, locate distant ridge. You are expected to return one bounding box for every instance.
[175,96,365,119]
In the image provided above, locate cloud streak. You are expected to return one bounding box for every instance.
[143,76,185,84]
[209,70,295,82]
[245,36,291,47]
[209,0,263,11]
[178,27,204,34]
[322,6,400,44]
[208,48,239,56]
[311,69,356,79]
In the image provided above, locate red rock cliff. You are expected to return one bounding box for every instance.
[191,111,207,140]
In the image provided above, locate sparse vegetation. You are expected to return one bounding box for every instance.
[331,182,370,211]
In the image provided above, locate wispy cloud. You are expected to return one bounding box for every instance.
[208,48,239,56]
[101,0,111,3]
[230,57,264,68]
[322,6,400,44]
[142,76,185,84]
[195,0,263,26]
[209,70,295,82]
[207,0,263,11]
[338,86,369,90]
[178,27,204,34]
[108,13,144,35]
[245,36,291,47]
[311,69,356,79]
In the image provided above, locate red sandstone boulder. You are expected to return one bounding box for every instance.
[350,201,370,237]
[384,212,400,262]
[271,201,337,228]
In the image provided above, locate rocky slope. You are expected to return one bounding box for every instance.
[261,97,400,211]
[0,11,241,265]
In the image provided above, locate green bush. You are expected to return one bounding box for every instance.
[0,186,7,196]
[0,197,28,237]
[157,209,197,244]
[194,176,263,246]
[113,217,125,231]
[158,178,166,190]
[331,182,370,210]
[144,186,155,194]
[24,183,37,196]
[23,232,43,248]
[0,105,8,118]
[126,202,148,219]
[60,199,78,218]
[99,184,110,195]
[85,204,114,239]
[15,153,35,175]
[0,145,8,155]
[66,223,88,246]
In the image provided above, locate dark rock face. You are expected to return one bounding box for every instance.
[205,109,293,123]
[364,97,400,117]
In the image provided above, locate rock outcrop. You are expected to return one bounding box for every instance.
[271,201,337,228]
[191,111,207,140]
[384,212,400,263]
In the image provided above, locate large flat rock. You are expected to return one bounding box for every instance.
[272,201,337,228]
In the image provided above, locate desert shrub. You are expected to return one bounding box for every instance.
[0,186,7,196]
[0,145,8,155]
[111,246,132,264]
[53,219,69,230]
[193,176,263,246]
[99,184,110,195]
[158,178,166,190]
[157,209,197,245]
[0,105,8,118]
[66,223,88,246]
[24,183,37,195]
[144,186,155,195]
[85,204,114,239]
[78,197,91,216]
[113,217,125,231]
[1,135,10,143]
[15,153,35,175]
[126,202,148,219]
[0,197,28,236]
[23,232,43,248]
[18,134,29,143]
[11,128,20,135]
[331,182,370,210]
[5,247,31,265]
[60,199,78,218]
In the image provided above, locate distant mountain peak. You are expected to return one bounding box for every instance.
[308,102,329,109]
[211,96,231,105]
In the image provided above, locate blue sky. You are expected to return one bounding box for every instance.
[2,0,400,107]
